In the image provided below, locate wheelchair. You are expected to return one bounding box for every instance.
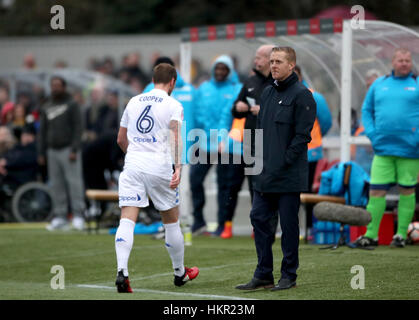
[0,178,54,223]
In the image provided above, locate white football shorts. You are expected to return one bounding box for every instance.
[118,167,179,211]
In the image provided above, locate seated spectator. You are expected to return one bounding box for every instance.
[0,124,38,190]
[83,86,106,143]
[0,85,11,112]
[82,90,122,191]
[1,102,14,126]
[11,103,28,139]
[0,126,16,158]
[16,91,34,115]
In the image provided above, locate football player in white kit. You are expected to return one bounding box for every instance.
[114,63,199,293]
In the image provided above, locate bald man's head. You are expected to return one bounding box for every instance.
[254,44,275,77]
[257,44,275,56]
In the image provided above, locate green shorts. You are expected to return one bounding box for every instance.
[370,155,419,190]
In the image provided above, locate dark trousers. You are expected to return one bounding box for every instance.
[305,161,318,228]
[189,151,245,228]
[189,151,229,228]
[247,174,254,204]
[224,160,246,222]
[82,133,122,190]
[251,191,300,282]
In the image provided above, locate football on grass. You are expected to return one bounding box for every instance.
[407,222,419,244]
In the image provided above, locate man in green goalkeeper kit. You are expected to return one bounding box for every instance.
[350,48,419,248]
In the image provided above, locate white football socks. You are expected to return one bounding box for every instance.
[164,221,185,277]
[115,218,135,277]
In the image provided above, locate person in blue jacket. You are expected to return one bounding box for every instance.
[216,79,248,239]
[351,69,381,175]
[351,48,419,248]
[294,65,332,235]
[294,66,332,164]
[190,54,242,235]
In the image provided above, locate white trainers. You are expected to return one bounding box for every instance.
[72,216,85,231]
[46,217,70,231]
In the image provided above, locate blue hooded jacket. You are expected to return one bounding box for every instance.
[143,72,196,164]
[362,71,419,159]
[319,161,370,207]
[194,55,242,154]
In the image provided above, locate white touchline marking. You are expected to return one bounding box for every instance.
[76,284,257,300]
[93,260,257,285]
[132,261,256,281]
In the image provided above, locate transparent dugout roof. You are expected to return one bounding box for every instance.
[181,20,419,134]
[0,69,136,116]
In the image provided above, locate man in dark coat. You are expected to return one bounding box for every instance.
[236,46,316,291]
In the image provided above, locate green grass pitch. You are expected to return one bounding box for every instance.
[1,223,418,300]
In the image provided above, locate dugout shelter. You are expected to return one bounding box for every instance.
[178,19,419,234]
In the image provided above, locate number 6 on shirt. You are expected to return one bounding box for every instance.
[136,105,154,134]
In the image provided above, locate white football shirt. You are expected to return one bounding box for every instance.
[120,88,183,179]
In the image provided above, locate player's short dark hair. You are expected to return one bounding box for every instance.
[154,56,175,68]
[152,63,177,85]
